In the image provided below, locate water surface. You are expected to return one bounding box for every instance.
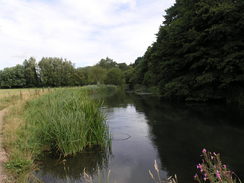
[36,93,244,183]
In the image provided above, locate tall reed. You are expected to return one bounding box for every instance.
[24,87,110,157]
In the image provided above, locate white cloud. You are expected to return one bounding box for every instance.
[0,0,175,69]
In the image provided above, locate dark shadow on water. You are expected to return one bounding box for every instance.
[36,92,244,183]
[126,94,244,183]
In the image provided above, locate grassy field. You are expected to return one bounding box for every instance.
[0,88,50,110]
[1,86,115,183]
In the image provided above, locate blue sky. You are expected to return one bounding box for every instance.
[0,0,175,69]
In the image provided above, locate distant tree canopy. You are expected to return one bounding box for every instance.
[38,57,76,87]
[0,65,26,88]
[23,57,39,87]
[131,0,244,103]
[0,57,130,88]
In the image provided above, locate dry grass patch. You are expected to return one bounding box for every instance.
[2,89,50,183]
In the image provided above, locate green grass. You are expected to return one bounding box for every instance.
[24,87,111,156]
[3,86,113,182]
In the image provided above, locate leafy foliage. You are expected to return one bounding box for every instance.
[0,57,130,88]
[132,0,244,103]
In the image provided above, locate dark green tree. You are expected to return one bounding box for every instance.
[105,68,125,86]
[23,57,39,87]
[38,57,75,87]
[96,57,117,69]
[87,66,107,84]
[133,0,244,103]
[0,65,26,88]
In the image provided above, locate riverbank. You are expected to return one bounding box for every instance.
[0,89,50,182]
[130,85,244,105]
[2,86,115,182]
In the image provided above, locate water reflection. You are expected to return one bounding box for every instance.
[124,94,244,183]
[36,92,244,183]
[36,148,109,183]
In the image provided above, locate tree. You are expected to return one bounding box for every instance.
[88,66,107,84]
[23,57,39,87]
[105,68,125,86]
[38,57,75,87]
[0,65,26,88]
[97,57,117,69]
[133,0,244,103]
[74,67,89,86]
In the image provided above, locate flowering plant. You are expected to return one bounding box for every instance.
[194,149,241,183]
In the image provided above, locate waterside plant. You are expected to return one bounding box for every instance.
[3,86,113,182]
[194,149,242,183]
[24,87,111,157]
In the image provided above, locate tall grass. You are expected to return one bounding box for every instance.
[2,86,112,182]
[24,87,110,157]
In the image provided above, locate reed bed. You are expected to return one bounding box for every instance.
[3,86,113,182]
[2,85,114,181]
[24,87,111,157]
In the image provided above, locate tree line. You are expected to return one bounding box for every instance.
[1,0,243,104]
[0,57,132,88]
[129,0,244,103]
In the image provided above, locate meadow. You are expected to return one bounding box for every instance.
[0,89,37,110]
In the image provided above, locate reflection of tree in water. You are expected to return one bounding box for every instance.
[37,146,110,181]
[103,90,132,108]
[129,94,244,183]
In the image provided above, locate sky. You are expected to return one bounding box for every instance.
[0,0,175,69]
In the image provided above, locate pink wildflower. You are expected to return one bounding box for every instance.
[197,164,203,172]
[202,148,207,153]
[216,170,222,181]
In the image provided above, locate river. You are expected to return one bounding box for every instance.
[35,92,244,183]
